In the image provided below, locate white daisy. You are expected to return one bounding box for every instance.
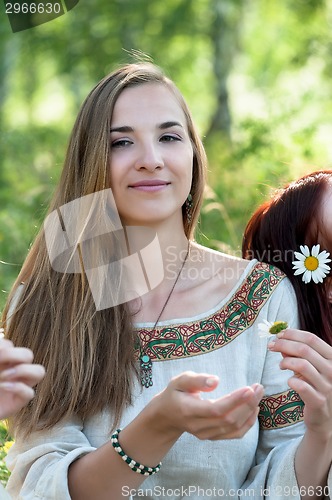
[257,320,288,338]
[292,244,331,284]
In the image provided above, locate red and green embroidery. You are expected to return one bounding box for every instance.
[135,262,285,361]
[258,389,304,429]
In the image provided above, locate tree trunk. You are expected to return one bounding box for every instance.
[206,0,243,140]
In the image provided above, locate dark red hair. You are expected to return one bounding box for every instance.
[242,170,332,345]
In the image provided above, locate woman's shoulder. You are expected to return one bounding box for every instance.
[190,243,290,307]
[182,244,283,314]
[191,243,282,283]
[194,243,286,279]
[191,242,249,270]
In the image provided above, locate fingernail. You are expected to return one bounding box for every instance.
[206,376,219,387]
[242,388,253,398]
[267,340,276,350]
[253,384,264,395]
[277,330,285,338]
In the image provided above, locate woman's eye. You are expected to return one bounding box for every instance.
[111,139,132,148]
[160,134,181,142]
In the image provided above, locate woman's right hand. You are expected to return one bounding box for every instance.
[69,371,264,500]
[147,371,264,441]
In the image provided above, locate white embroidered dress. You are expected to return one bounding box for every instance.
[6,261,328,500]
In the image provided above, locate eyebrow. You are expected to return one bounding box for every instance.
[110,126,134,133]
[110,121,183,133]
[159,121,183,130]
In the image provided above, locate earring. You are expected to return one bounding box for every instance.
[185,193,193,223]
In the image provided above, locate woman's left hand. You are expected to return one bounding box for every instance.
[0,338,45,419]
[268,328,332,438]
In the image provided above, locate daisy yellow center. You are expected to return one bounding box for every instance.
[304,256,319,271]
[269,321,288,334]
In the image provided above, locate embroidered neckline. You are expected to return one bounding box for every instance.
[135,262,285,362]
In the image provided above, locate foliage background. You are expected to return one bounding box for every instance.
[1,0,332,486]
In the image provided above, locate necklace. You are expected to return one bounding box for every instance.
[139,242,190,388]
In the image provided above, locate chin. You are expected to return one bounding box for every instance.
[124,217,164,227]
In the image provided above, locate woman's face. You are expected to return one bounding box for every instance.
[319,182,332,302]
[108,83,194,227]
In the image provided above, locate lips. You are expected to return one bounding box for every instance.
[128,180,171,193]
[129,180,170,187]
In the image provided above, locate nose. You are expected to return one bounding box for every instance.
[134,142,164,171]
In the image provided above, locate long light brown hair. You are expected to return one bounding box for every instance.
[2,62,207,436]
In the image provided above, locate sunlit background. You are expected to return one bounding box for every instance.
[1,0,332,308]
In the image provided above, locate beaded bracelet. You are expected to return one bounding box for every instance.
[110,428,162,476]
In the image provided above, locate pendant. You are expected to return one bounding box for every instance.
[140,354,153,388]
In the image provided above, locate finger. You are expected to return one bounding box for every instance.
[220,383,263,420]
[268,337,332,376]
[280,355,324,388]
[169,383,263,439]
[213,383,264,413]
[171,371,220,394]
[0,364,45,387]
[211,384,263,429]
[277,329,332,360]
[287,375,327,410]
[221,405,261,439]
[196,406,260,441]
[0,347,34,367]
[183,383,263,421]
[0,338,14,349]
[0,381,35,402]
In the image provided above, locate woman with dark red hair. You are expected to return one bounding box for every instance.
[242,169,332,344]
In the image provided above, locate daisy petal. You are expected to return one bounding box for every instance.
[300,245,310,256]
[312,272,321,284]
[257,323,267,331]
[293,252,306,261]
[292,262,304,270]
[312,244,320,257]
[302,270,312,283]
[257,320,272,338]
[315,268,328,281]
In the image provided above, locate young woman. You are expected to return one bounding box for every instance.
[242,170,332,344]
[3,63,332,500]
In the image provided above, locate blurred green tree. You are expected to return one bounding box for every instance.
[1,0,332,311]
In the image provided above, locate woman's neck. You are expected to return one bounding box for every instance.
[124,219,191,316]
[123,215,190,276]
